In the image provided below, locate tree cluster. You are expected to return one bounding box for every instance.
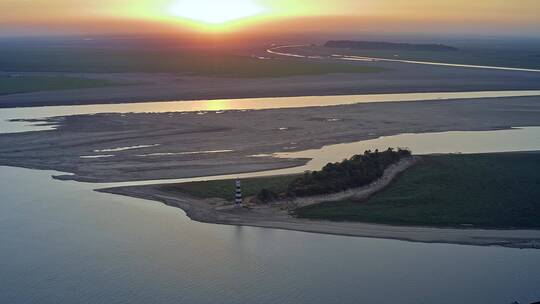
[286,148,411,197]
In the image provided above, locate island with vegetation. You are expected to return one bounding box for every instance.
[150,150,540,229]
[160,148,412,204]
[295,152,540,228]
[100,151,540,248]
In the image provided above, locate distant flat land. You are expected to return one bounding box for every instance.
[306,44,540,70]
[296,153,540,228]
[2,44,540,107]
[325,40,458,51]
[0,75,125,95]
[0,47,382,78]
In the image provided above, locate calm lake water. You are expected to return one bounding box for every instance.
[2,94,540,303]
[2,165,540,304]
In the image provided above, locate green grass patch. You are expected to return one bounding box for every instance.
[0,75,124,95]
[295,153,540,228]
[161,174,300,202]
[0,47,383,78]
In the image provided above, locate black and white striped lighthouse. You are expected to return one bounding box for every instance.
[234,178,243,207]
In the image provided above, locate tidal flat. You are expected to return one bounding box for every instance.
[2,96,540,182]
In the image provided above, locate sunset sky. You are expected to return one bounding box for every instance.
[2,0,540,37]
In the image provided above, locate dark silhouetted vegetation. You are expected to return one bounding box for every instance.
[286,148,411,197]
[256,188,280,203]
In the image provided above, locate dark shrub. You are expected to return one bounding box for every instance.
[286,148,411,197]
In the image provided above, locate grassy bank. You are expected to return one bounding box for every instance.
[161,149,410,202]
[295,153,540,228]
[161,174,300,202]
[0,75,124,95]
[0,47,383,77]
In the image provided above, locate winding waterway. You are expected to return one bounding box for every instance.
[2,93,540,303]
[2,90,540,133]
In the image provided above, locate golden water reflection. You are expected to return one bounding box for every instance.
[3,90,540,133]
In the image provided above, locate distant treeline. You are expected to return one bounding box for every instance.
[256,148,412,202]
[325,40,458,52]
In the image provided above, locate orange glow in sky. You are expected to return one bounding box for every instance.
[1,0,540,36]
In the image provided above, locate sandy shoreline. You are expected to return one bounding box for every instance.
[98,168,540,249]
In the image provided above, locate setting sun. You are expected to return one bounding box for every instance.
[168,0,265,24]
